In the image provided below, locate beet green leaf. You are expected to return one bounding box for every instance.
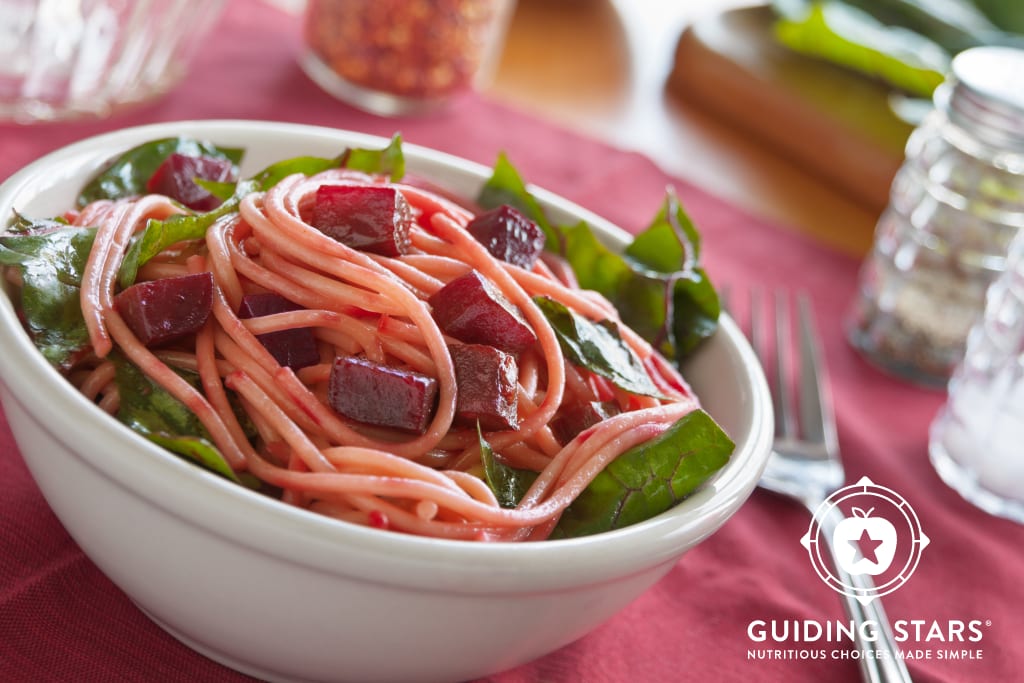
[77,137,244,207]
[116,135,405,288]
[113,354,242,484]
[0,223,95,368]
[534,296,665,398]
[476,152,557,250]
[549,409,734,538]
[479,409,734,539]
[479,426,537,509]
[339,133,405,181]
[476,157,720,363]
[623,189,720,359]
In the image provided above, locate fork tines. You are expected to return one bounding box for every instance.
[738,288,838,459]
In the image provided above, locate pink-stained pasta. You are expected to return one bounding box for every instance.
[53,166,701,541]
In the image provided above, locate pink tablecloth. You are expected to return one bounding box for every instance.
[1,2,1021,681]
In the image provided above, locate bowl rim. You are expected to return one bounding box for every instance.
[0,120,773,593]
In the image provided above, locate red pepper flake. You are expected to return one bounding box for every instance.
[368,509,390,529]
[576,426,595,444]
[303,0,504,100]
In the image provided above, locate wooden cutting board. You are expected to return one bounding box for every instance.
[669,5,916,212]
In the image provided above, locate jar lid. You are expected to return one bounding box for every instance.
[944,46,1024,150]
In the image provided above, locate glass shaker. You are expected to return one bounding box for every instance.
[300,0,516,116]
[929,226,1024,524]
[846,46,1024,387]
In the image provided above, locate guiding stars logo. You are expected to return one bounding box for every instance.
[802,476,929,604]
[747,481,988,664]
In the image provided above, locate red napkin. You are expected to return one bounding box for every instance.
[1,1,1022,682]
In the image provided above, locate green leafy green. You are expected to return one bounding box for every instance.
[117,157,340,288]
[774,1,949,97]
[470,161,732,533]
[534,296,665,398]
[771,0,1024,98]
[549,409,734,538]
[477,152,556,249]
[77,137,244,207]
[117,187,245,289]
[192,178,237,202]
[624,189,701,272]
[479,410,735,538]
[116,136,406,288]
[669,270,723,358]
[623,191,721,359]
[558,220,632,293]
[249,156,337,190]
[0,224,96,367]
[112,354,242,483]
[971,0,1024,33]
[7,210,69,234]
[477,161,720,364]
[479,426,537,509]
[339,133,406,181]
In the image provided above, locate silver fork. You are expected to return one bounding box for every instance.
[746,289,912,683]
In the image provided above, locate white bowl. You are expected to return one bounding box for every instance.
[0,121,772,683]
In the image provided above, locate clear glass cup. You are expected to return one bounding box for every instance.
[846,47,1024,387]
[0,0,226,123]
[300,0,516,116]
[929,227,1024,524]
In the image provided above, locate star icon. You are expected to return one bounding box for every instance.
[851,529,884,564]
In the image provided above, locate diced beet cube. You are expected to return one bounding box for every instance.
[145,153,238,211]
[237,292,294,318]
[428,271,537,354]
[450,344,518,431]
[310,185,412,256]
[328,356,438,433]
[466,205,545,269]
[115,272,214,347]
[550,400,621,445]
[238,292,320,370]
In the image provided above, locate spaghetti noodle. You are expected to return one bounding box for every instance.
[13,148,724,542]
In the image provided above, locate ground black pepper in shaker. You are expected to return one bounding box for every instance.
[847,46,1024,387]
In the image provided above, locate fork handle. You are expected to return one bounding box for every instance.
[817,506,914,683]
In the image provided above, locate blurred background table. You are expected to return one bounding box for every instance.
[488,0,889,257]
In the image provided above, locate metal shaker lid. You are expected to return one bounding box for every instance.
[943,46,1024,150]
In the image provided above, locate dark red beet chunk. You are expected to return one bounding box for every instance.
[238,292,320,370]
[310,185,412,256]
[428,271,537,354]
[550,400,621,445]
[450,344,518,431]
[466,205,545,269]
[145,153,238,211]
[115,272,214,347]
[328,356,438,434]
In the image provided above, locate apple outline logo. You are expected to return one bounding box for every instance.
[800,476,929,605]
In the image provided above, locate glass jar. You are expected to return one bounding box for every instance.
[846,47,1024,387]
[929,226,1024,523]
[0,0,226,122]
[300,0,515,116]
